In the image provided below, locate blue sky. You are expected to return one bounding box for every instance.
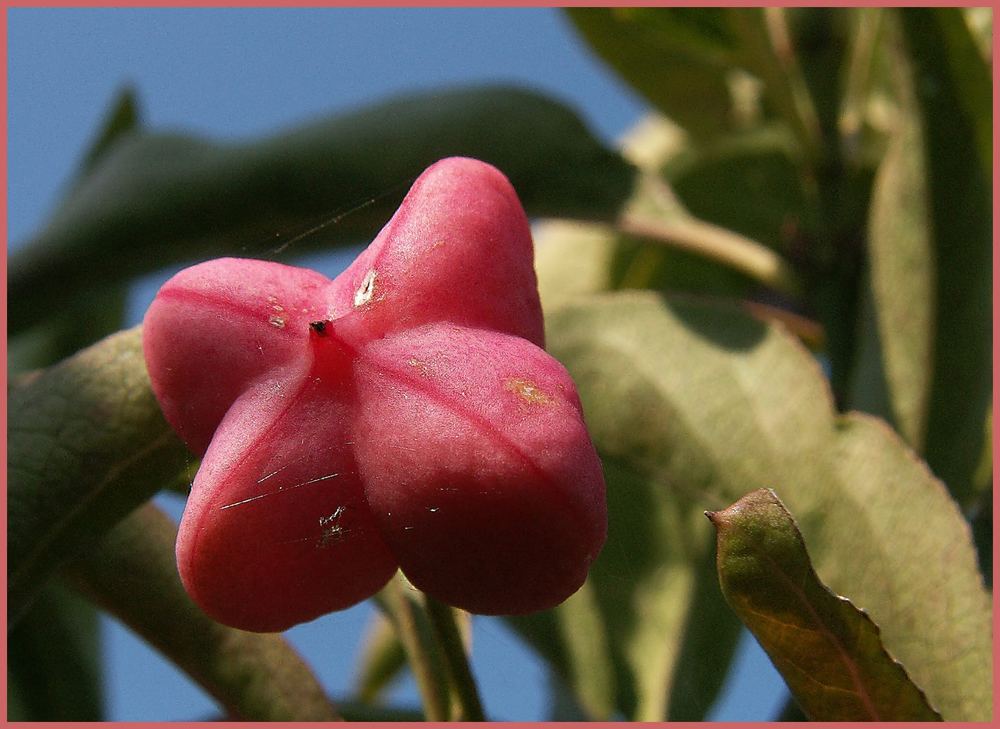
[8,7,787,721]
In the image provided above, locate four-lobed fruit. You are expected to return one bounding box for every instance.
[143,157,607,632]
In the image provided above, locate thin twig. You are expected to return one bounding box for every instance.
[424,596,486,721]
[732,8,823,167]
[618,212,802,298]
[380,575,450,721]
[839,8,884,143]
[763,7,825,162]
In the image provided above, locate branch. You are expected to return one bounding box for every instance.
[379,574,451,721]
[424,597,485,721]
[618,212,803,298]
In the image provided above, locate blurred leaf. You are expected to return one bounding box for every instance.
[896,8,992,505]
[7,326,191,625]
[972,409,993,501]
[65,503,340,721]
[849,78,932,448]
[355,612,408,704]
[729,9,823,162]
[935,9,991,173]
[508,305,745,720]
[533,171,779,318]
[335,699,424,722]
[514,578,617,720]
[74,85,142,184]
[784,8,853,146]
[664,125,813,253]
[8,85,635,339]
[9,88,142,373]
[566,8,737,139]
[533,220,619,311]
[779,9,876,411]
[709,488,942,721]
[534,115,807,320]
[775,695,809,721]
[8,286,129,374]
[546,672,594,721]
[970,487,993,589]
[851,10,992,503]
[960,8,993,66]
[519,291,991,721]
[6,580,103,721]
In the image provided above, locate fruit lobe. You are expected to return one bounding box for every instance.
[143,157,606,632]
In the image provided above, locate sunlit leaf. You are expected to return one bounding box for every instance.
[850,90,932,449]
[66,503,340,721]
[7,327,190,624]
[514,291,991,721]
[709,488,942,721]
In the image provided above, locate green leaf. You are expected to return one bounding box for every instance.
[7,326,190,625]
[8,88,141,373]
[335,699,424,722]
[566,8,737,139]
[850,81,932,449]
[709,488,942,721]
[935,9,991,174]
[896,8,992,505]
[850,10,992,508]
[74,85,142,184]
[8,285,129,374]
[508,399,742,720]
[533,115,807,316]
[728,8,823,162]
[65,503,340,721]
[8,85,635,338]
[663,125,814,253]
[784,8,854,145]
[6,580,104,721]
[527,291,991,721]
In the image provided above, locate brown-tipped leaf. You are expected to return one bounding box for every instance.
[709,488,942,722]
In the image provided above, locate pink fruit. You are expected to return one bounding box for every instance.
[143,157,606,632]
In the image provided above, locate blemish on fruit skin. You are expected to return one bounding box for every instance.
[316,506,350,547]
[505,376,553,404]
[354,269,377,307]
[269,315,286,329]
[407,358,432,377]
